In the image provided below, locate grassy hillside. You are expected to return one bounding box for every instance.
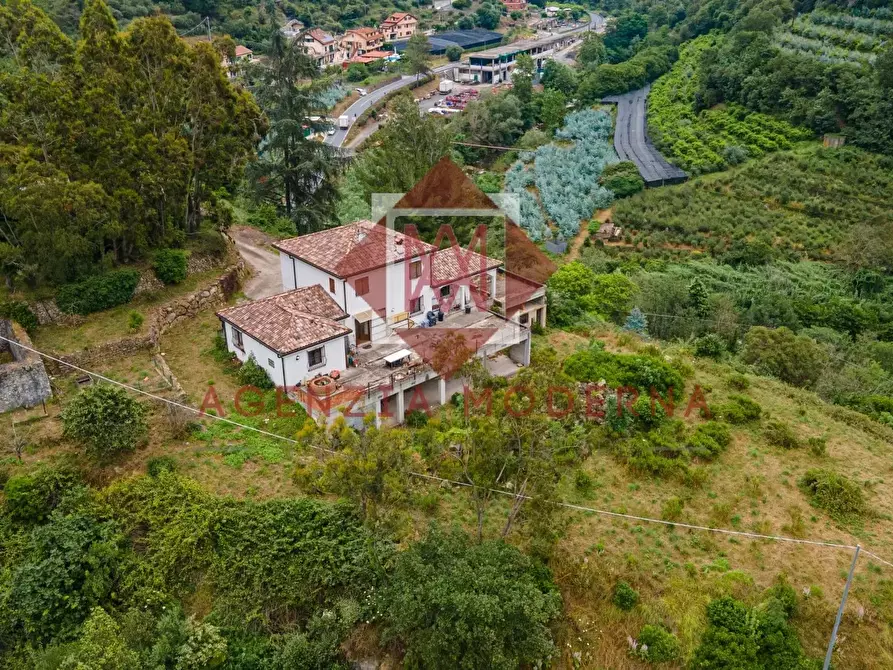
[3,306,893,667]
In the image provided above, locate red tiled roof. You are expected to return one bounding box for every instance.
[363,49,393,58]
[381,12,415,25]
[346,26,383,38]
[216,286,349,355]
[307,28,335,44]
[234,45,253,57]
[274,221,438,278]
[431,247,502,287]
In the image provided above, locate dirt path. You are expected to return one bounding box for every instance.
[566,208,612,262]
[230,226,282,300]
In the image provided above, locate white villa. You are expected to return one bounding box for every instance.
[216,220,545,425]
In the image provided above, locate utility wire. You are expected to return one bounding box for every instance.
[2,333,889,560]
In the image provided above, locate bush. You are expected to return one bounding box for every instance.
[727,373,749,390]
[11,513,127,642]
[445,45,462,62]
[56,269,141,315]
[380,528,562,669]
[153,248,189,285]
[694,333,726,359]
[613,580,639,611]
[600,161,644,198]
[127,311,144,331]
[714,395,762,424]
[764,420,800,449]
[346,63,369,82]
[633,394,666,430]
[61,384,148,460]
[3,465,81,523]
[799,468,866,521]
[635,624,681,662]
[564,346,685,400]
[405,409,429,428]
[807,436,828,457]
[237,355,275,390]
[0,300,38,333]
[742,326,829,389]
[661,497,684,521]
[687,421,731,459]
[147,456,177,477]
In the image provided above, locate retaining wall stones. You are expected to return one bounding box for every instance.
[43,259,249,378]
[0,320,52,412]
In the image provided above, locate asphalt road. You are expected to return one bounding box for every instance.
[325,13,605,149]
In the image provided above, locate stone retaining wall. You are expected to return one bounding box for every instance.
[31,234,239,325]
[45,259,250,378]
[0,320,52,412]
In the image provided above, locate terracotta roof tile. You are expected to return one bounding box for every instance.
[382,12,414,24]
[346,27,383,38]
[431,247,502,286]
[216,286,349,355]
[307,28,335,44]
[274,221,437,278]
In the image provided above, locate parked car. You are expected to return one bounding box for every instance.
[355,88,368,96]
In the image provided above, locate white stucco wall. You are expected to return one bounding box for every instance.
[223,321,285,387]
[223,320,348,388]
[282,336,347,385]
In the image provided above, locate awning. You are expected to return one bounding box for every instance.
[354,309,375,323]
[384,348,413,364]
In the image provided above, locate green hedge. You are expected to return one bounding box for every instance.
[153,248,189,285]
[56,269,141,315]
[0,300,38,333]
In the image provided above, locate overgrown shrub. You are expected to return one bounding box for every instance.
[635,624,681,662]
[61,384,148,460]
[127,311,144,331]
[613,580,639,611]
[807,436,828,457]
[0,300,38,333]
[799,469,866,521]
[694,333,726,359]
[727,373,749,390]
[633,394,666,430]
[600,161,644,198]
[661,497,684,521]
[405,409,428,428]
[147,456,177,477]
[56,269,141,315]
[11,513,127,642]
[714,395,762,424]
[237,355,275,390]
[742,326,829,389]
[764,420,800,449]
[564,345,685,399]
[687,421,732,459]
[153,249,189,285]
[380,528,562,669]
[3,465,81,523]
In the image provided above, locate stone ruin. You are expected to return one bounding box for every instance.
[0,319,52,413]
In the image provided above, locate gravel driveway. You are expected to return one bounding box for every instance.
[230,226,282,300]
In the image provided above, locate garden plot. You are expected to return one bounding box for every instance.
[505,109,616,241]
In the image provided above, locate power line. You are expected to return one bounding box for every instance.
[3,333,890,559]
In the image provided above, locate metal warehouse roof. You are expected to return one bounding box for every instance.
[393,29,503,54]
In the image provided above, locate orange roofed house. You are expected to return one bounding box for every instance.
[340,27,385,58]
[300,28,339,66]
[379,12,418,41]
[216,160,549,426]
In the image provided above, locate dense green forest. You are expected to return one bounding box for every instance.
[0,0,263,284]
[33,0,433,47]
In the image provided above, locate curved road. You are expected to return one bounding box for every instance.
[325,13,605,149]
